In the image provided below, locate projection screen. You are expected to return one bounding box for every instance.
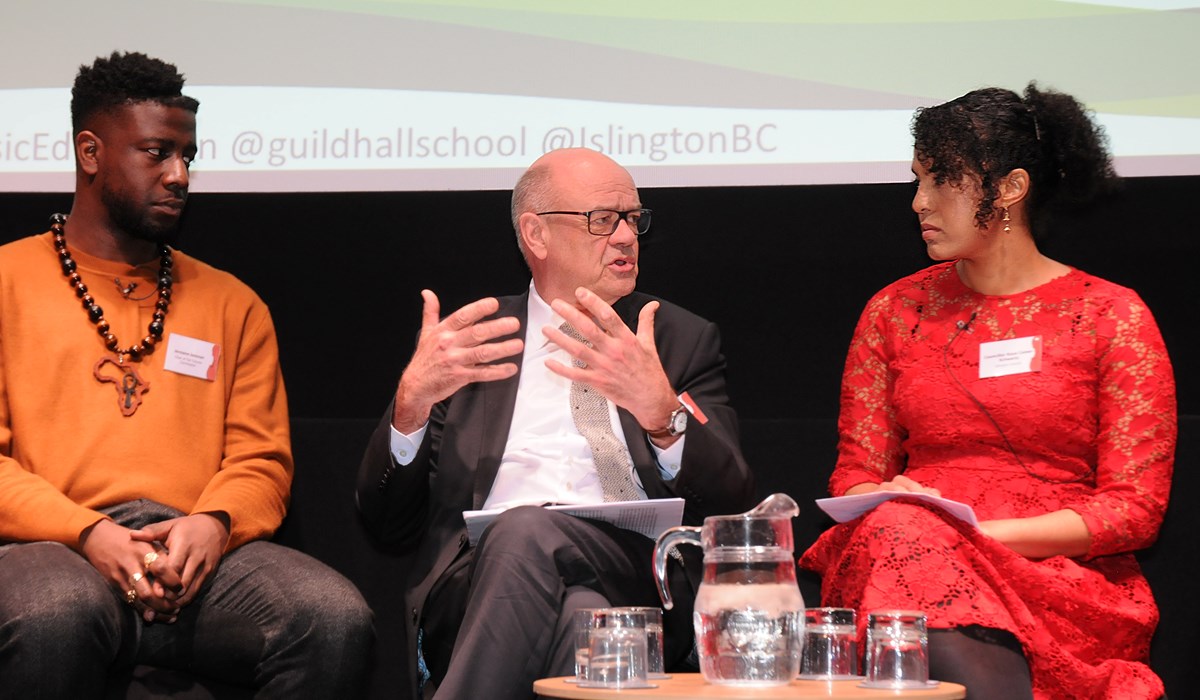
[2,0,1197,192]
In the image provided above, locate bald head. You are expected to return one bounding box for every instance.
[512,149,642,305]
[529,148,632,184]
[511,149,636,251]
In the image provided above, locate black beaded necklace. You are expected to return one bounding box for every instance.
[50,213,173,415]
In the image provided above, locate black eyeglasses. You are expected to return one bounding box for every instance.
[536,209,652,236]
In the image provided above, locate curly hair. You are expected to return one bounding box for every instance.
[70,51,199,135]
[911,82,1117,234]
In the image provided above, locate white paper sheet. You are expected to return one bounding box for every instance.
[463,498,686,547]
[816,491,979,529]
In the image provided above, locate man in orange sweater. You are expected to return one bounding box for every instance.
[0,52,371,696]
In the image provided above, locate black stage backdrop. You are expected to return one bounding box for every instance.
[1,178,1195,696]
[2,177,1194,422]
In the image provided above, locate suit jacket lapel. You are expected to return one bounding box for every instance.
[471,292,529,509]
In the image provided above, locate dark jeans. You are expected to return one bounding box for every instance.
[0,500,373,699]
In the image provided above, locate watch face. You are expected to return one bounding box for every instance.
[670,409,688,435]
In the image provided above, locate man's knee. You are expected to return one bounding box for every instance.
[308,574,374,650]
[240,543,373,650]
[0,542,124,653]
[477,505,575,560]
[484,505,556,538]
[269,548,373,691]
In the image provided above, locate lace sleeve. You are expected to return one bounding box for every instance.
[829,292,908,496]
[1075,290,1176,559]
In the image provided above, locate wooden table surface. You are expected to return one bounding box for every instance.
[534,674,967,699]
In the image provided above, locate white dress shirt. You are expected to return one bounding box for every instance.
[389,282,684,510]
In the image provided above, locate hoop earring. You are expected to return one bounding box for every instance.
[1002,208,1011,234]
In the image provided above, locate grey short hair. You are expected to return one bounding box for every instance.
[510,163,555,258]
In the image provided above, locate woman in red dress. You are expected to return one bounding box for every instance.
[800,84,1175,699]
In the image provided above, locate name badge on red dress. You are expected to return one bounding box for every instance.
[979,336,1042,379]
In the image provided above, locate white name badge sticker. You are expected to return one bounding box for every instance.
[163,333,222,381]
[979,336,1042,379]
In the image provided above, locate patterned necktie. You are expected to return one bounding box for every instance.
[560,322,640,502]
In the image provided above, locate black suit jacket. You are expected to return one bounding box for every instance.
[357,290,755,693]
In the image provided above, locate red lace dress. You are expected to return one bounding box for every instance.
[799,262,1176,699]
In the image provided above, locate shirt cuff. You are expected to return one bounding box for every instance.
[650,435,685,479]
[389,422,428,465]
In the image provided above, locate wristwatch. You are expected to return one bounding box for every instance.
[649,404,688,439]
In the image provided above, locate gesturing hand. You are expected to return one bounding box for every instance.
[542,287,678,439]
[392,289,524,433]
[129,512,229,609]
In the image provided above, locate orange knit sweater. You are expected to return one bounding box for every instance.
[0,232,292,551]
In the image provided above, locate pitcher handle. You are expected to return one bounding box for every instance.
[653,525,702,610]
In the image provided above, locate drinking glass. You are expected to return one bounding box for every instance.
[570,608,607,682]
[615,606,669,679]
[862,610,935,689]
[579,609,652,689]
[799,607,859,679]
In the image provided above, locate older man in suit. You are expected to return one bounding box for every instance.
[357,148,754,700]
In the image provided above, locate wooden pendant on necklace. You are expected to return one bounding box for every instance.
[49,213,173,418]
[94,355,150,416]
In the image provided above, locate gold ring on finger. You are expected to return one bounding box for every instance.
[131,571,144,585]
[125,588,138,605]
[144,551,158,567]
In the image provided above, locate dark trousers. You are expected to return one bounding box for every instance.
[0,500,373,699]
[425,506,693,700]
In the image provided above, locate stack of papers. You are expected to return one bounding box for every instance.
[463,498,686,546]
[816,491,979,529]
